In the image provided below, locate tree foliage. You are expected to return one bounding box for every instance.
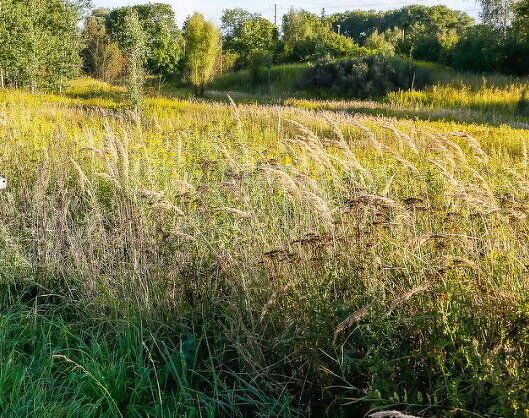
[451,25,504,72]
[230,18,278,68]
[332,5,473,63]
[183,13,220,96]
[364,29,400,56]
[0,0,84,91]
[121,10,147,111]
[449,2,529,75]
[107,3,182,76]
[333,6,472,41]
[221,8,259,42]
[83,10,126,82]
[281,10,361,62]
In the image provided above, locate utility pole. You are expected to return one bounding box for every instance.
[274,4,277,28]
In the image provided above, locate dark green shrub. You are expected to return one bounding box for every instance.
[451,25,504,72]
[298,55,432,99]
[516,91,529,116]
[248,50,273,92]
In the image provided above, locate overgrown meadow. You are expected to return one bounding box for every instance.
[1,77,529,416]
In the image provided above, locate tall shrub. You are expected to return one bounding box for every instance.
[122,10,147,111]
[183,13,220,97]
[299,55,432,99]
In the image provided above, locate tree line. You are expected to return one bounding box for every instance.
[0,1,222,96]
[1,0,528,96]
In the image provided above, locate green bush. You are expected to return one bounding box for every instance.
[299,55,432,99]
[517,90,529,116]
[451,25,504,73]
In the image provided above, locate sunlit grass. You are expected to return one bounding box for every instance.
[389,82,528,114]
[1,79,529,416]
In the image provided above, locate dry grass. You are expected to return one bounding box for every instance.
[1,80,529,416]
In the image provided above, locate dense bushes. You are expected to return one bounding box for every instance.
[331,5,529,76]
[299,55,432,99]
[450,27,529,75]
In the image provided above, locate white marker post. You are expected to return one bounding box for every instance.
[0,176,6,190]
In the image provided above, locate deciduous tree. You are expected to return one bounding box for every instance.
[183,13,220,97]
[107,3,182,76]
[83,10,126,82]
[231,18,278,68]
[0,0,84,91]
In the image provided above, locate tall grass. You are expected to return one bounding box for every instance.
[1,82,529,416]
[389,82,529,115]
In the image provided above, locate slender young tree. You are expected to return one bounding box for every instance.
[121,10,147,111]
[183,13,220,97]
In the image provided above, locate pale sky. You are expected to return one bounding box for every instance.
[92,0,481,25]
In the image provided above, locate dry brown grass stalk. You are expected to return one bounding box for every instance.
[334,307,369,336]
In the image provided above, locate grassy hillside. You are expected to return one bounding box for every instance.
[1,80,529,416]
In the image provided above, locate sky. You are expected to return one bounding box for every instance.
[92,0,481,25]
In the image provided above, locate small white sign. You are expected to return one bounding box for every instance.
[0,176,6,190]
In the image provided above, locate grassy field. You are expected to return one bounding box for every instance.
[1,77,529,416]
[209,63,529,128]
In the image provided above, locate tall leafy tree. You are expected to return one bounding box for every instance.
[221,8,259,42]
[231,17,278,68]
[183,13,220,96]
[106,3,182,76]
[0,0,84,91]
